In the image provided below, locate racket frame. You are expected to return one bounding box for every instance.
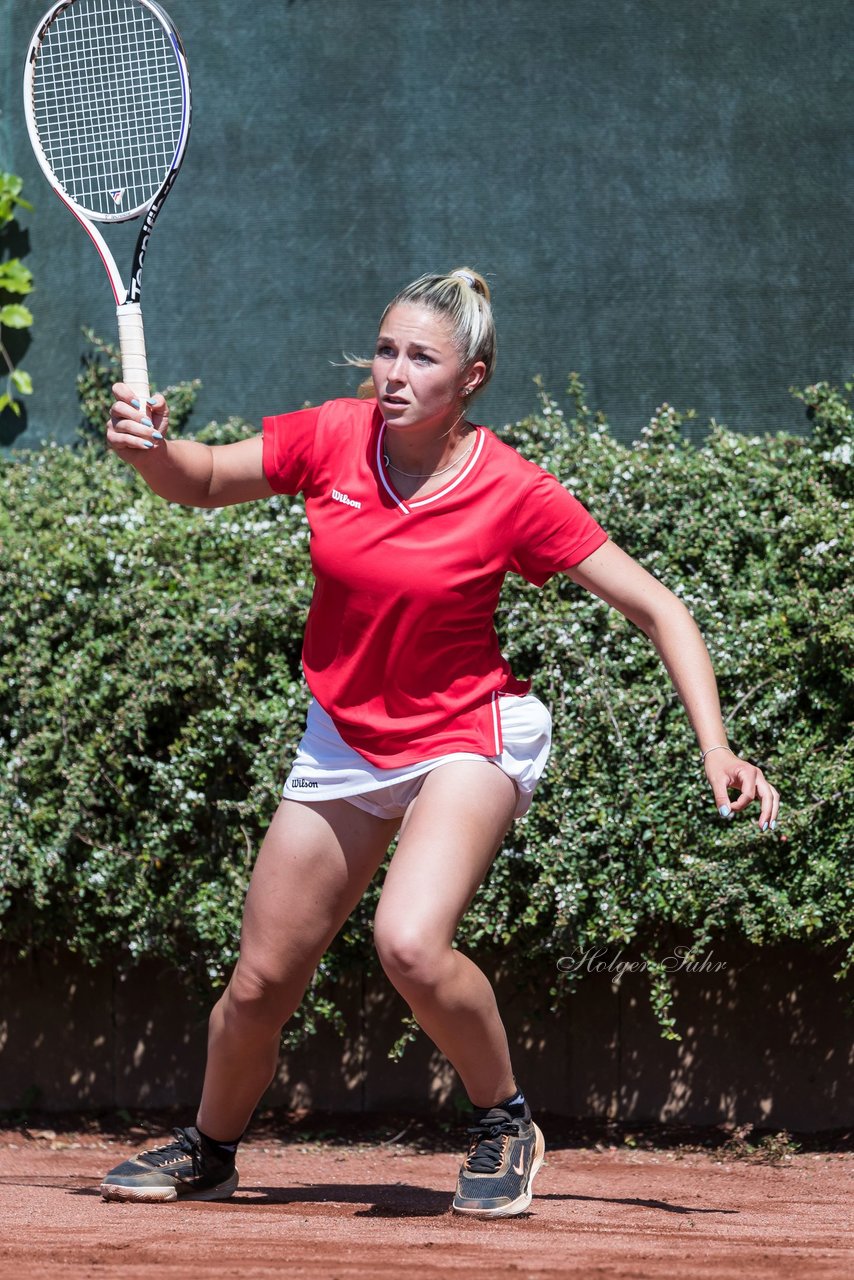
[23,0,192,400]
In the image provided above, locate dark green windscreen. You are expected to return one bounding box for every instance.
[1,0,851,448]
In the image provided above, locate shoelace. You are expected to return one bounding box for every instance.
[140,1127,201,1171]
[464,1114,521,1173]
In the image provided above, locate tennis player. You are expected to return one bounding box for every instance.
[98,268,779,1215]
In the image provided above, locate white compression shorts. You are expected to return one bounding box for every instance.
[282,693,552,821]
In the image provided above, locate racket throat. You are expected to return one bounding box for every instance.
[128,177,173,303]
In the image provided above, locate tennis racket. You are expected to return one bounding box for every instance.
[23,0,191,403]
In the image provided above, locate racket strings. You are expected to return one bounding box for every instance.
[30,0,186,218]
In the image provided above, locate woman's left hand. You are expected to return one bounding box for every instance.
[704,748,780,832]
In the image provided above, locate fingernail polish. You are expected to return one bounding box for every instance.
[143,441,155,449]
[147,397,157,407]
[131,398,140,408]
[718,805,731,818]
[140,415,153,428]
[152,430,163,440]
[761,821,769,832]
[770,820,777,830]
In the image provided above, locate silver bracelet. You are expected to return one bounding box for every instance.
[700,744,731,763]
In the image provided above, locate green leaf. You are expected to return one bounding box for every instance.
[0,304,34,329]
[0,172,24,199]
[0,259,35,295]
[11,368,33,395]
[0,392,21,415]
[0,172,33,225]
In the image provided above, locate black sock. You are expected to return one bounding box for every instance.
[474,1088,528,1119]
[197,1127,242,1162]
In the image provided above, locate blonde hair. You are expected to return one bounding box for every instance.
[347,267,496,399]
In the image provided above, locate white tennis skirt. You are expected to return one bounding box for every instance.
[282,693,552,821]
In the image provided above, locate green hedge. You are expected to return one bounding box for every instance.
[0,376,851,1046]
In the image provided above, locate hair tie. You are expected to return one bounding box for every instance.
[452,270,476,287]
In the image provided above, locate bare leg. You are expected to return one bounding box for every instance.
[372,761,519,1109]
[196,798,399,1140]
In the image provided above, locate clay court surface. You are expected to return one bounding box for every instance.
[0,1116,850,1279]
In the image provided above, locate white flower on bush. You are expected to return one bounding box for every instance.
[804,538,839,557]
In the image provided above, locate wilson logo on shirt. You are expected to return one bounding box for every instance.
[331,489,362,509]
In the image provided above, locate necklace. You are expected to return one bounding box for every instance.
[384,433,477,479]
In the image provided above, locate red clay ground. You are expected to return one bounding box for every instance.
[0,1116,851,1279]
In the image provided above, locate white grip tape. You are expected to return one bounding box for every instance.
[116,302,150,403]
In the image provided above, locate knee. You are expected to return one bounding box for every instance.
[373,921,447,991]
[219,961,298,1032]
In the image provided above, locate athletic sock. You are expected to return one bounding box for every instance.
[197,1128,242,1163]
[474,1088,529,1119]
[497,1089,528,1118]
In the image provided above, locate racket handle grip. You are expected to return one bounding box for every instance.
[116,302,150,403]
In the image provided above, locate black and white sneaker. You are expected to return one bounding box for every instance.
[99,1126,239,1203]
[452,1103,545,1217]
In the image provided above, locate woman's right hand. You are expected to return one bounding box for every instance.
[106,382,170,453]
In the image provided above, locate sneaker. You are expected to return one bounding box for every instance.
[452,1103,545,1217]
[99,1126,239,1203]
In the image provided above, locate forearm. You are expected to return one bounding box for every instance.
[643,600,729,755]
[643,596,779,826]
[566,542,732,755]
[121,437,217,507]
[109,389,271,507]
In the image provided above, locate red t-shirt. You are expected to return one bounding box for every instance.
[262,398,607,766]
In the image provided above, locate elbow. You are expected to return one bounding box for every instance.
[642,593,697,646]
